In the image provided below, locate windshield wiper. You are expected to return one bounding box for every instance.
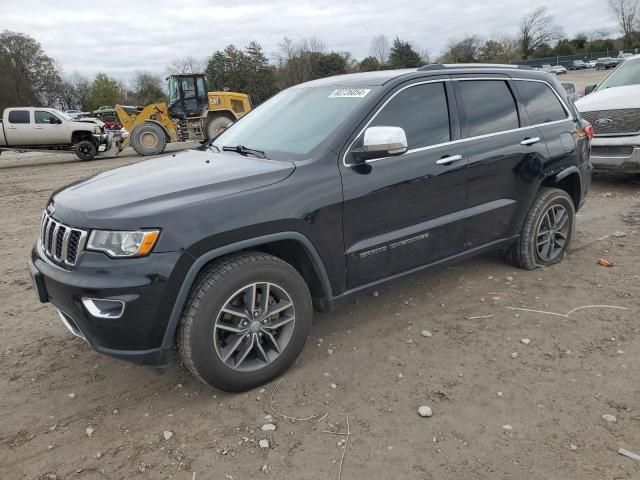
[222,144,267,159]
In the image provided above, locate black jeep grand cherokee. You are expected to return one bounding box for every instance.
[29,64,592,391]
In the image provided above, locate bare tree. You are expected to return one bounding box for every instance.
[369,35,390,65]
[518,7,564,59]
[608,0,640,46]
[166,56,204,75]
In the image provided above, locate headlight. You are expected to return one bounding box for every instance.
[94,126,103,134]
[87,230,160,257]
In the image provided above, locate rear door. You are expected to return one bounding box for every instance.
[452,77,549,248]
[340,78,468,288]
[5,110,35,145]
[34,110,65,144]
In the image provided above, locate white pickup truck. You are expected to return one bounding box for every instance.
[576,55,640,173]
[0,107,111,160]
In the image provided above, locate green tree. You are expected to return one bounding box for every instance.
[0,30,62,111]
[129,71,166,105]
[85,73,124,111]
[440,36,481,63]
[309,52,347,79]
[359,56,381,71]
[388,37,423,68]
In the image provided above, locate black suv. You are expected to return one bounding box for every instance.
[29,65,592,391]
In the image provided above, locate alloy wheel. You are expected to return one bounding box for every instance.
[213,282,295,372]
[536,204,570,262]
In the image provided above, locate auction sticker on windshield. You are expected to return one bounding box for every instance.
[329,88,371,98]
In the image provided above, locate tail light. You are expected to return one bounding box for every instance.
[584,122,594,140]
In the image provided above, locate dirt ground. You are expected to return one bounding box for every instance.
[1,143,639,480]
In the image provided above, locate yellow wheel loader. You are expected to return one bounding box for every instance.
[114,73,251,156]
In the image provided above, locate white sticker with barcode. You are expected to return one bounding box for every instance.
[329,88,371,98]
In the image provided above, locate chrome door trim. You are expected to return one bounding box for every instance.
[343,76,573,168]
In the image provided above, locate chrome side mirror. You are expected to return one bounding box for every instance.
[362,126,408,159]
[584,84,597,95]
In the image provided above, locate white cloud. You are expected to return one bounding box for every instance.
[0,0,618,82]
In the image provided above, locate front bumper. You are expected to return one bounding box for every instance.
[29,241,190,366]
[590,136,640,173]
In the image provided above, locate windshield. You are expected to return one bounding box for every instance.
[168,77,180,104]
[211,85,377,160]
[598,59,640,90]
[52,109,73,121]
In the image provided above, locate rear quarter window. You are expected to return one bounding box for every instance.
[8,110,30,124]
[516,81,568,124]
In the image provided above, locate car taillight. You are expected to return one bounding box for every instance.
[584,123,594,140]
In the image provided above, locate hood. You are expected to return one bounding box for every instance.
[52,149,295,227]
[576,84,640,111]
[75,117,105,127]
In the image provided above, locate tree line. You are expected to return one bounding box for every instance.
[1,1,639,114]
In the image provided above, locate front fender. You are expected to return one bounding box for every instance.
[160,231,332,348]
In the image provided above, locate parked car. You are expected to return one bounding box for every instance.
[568,60,586,70]
[540,64,555,73]
[586,60,597,68]
[551,65,568,75]
[595,57,618,70]
[64,109,90,119]
[561,81,580,101]
[29,64,593,391]
[0,108,111,160]
[577,55,640,172]
[617,53,634,61]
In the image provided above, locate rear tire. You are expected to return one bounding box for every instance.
[504,188,575,270]
[177,252,312,392]
[75,140,97,161]
[206,115,233,141]
[131,123,167,156]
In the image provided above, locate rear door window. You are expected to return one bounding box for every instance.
[457,80,519,137]
[371,82,450,149]
[515,80,568,124]
[8,110,30,124]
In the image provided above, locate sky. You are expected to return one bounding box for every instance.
[1,0,618,82]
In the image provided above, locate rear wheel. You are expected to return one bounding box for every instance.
[177,252,312,391]
[504,188,575,270]
[131,123,167,156]
[75,140,97,161]
[206,115,233,141]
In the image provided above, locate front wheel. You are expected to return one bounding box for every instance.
[75,140,97,161]
[177,252,312,391]
[504,188,575,270]
[131,123,167,156]
[205,115,233,141]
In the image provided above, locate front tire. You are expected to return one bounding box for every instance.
[75,140,97,161]
[131,123,167,156]
[177,252,312,392]
[504,188,575,270]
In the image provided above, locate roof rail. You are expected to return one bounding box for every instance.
[417,63,534,71]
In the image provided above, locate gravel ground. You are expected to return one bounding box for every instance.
[1,145,639,480]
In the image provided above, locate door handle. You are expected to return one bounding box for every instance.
[436,154,463,165]
[521,137,541,146]
[7,126,16,129]
[35,126,44,129]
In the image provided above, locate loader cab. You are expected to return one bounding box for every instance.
[167,74,209,119]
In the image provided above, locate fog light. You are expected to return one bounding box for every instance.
[82,298,125,319]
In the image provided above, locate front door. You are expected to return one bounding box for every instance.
[34,110,65,144]
[340,79,468,289]
[452,77,550,248]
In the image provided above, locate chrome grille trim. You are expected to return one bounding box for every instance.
[40,211,88,266]
[581,109,640,136]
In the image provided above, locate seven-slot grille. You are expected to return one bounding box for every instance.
[40,212,88,266]
[580,109,640,136]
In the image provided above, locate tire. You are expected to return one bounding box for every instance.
[504,188,575,270]
[177,252,313,392]
[131,123,167,156]
[75,140,97,161]
[206,115,233,141]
